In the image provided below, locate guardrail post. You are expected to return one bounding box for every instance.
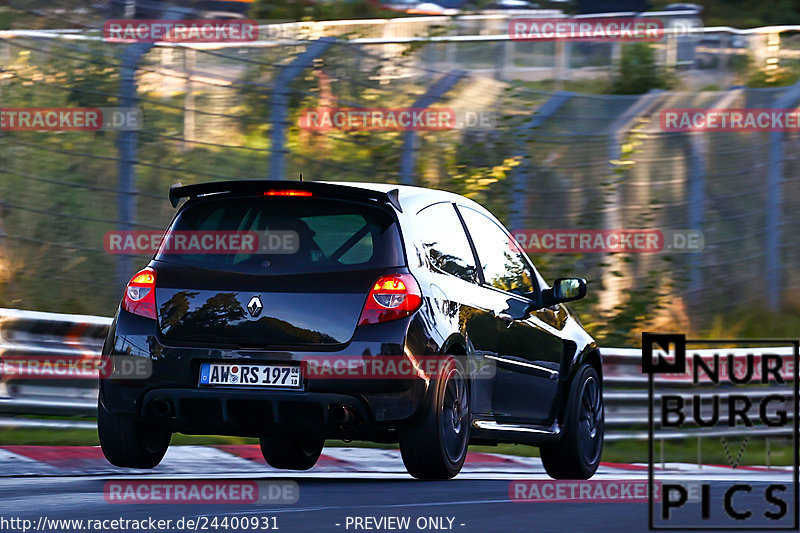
[766,437,771,469]
[399,70,467,185]
[268,38,336,180]
[766,81,800,310]
[697,436,702,469]
[508,91,573,232]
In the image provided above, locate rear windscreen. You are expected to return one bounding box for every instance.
[155,196,404,275]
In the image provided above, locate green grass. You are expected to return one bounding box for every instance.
[0,429,792,467]
[0,427,259,447]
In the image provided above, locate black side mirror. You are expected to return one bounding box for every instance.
[539,277,587,309]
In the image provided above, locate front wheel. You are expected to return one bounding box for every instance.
[540,363,604,479]
[399,357,470,480]
[259,436,324,470]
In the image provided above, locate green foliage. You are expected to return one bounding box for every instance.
[726,52,800,88]
[702,304,800,339]
[0,6,15,30]
[610,43,676,95]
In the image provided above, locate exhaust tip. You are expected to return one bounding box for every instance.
[330,404,357,425]
[151,399,173,418]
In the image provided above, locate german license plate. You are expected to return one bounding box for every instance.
[199,363,301,388]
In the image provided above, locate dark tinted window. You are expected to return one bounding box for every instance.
[416,203,477,283]
[458,206,535,294]
[156,196,403,275]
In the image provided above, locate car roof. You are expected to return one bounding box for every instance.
[323,181,489,216]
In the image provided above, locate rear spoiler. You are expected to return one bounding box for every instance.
[168,180,402,212]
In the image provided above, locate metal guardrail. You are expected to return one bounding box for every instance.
[0,308,794,444]
[0,308,107,430]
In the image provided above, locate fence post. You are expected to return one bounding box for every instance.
[116,7,185,290]
[554,41,569,91]
[497,40,513,81]
[686,89,741,307]
[399,70,467,185]
[116,43,153,290]
[0,193,5,301]
[508,91,573,232]
[183,48,196,152]
[0,67,4,299]
[687,133,705,306]
[766,81,800,310]
[124,0,136,18]
[268,38,336,180]
[602,90,664,311]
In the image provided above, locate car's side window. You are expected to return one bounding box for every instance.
[458,206,536,295]
[416,202,478,283]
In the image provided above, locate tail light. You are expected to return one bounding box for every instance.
[122,267,157,319]
[358,274,422,326]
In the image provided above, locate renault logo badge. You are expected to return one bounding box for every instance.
[247,296,263,318]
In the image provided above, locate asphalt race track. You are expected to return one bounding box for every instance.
[0,446,795,533]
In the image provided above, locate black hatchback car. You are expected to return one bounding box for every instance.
[99,180,603,480]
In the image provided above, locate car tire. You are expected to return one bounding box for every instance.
[399,356,470,480]
[97,399,171,469]
[259,436,324,470]
[540,363,604,479]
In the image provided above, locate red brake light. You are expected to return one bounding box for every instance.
[358,274,422,326]
[263,190,313,197]
[122,267,157,319]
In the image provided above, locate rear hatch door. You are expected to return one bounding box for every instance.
[152,194,404,348]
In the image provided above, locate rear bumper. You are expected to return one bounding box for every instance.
[100,307,431,438]
[138,388,404,438]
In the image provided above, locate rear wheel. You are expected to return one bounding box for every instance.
[399,357,470,480]
[259,436,324,470]
[97,399,171,469]
[540,363,604,479]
